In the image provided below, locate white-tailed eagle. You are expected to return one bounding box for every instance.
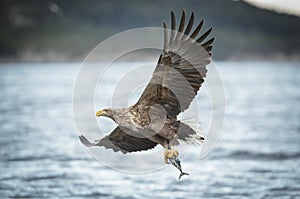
[79,11,214,179]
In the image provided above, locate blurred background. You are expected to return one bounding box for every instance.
[0,0,299,198]
[1,0,300,61]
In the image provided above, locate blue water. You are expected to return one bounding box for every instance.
[0,62,299,198]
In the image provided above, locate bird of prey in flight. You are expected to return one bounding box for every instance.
[79,11,214,179]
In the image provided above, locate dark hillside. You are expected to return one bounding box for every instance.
[1,0,300,61]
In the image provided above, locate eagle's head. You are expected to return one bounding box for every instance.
[96,108,113,118]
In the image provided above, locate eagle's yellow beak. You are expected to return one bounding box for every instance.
[96,110,104,117]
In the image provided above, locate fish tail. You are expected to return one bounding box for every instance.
[178,172,189,180]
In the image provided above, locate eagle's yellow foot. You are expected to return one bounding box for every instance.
[164,147,179,164]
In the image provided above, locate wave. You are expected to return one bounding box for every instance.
[6,155,90,162]
[226,150,300,161]
[25,174,67,181]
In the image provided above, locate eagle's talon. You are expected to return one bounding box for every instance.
[164,147,179,164]
[164,149,169,164]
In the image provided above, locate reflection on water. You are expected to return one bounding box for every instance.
[0,62,299,198]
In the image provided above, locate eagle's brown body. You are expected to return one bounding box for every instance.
[79,11,214,170]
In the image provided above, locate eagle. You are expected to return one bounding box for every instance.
[79,11,214,178]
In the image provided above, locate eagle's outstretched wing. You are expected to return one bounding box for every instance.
[133,11,214,118]
[79,127,157,154]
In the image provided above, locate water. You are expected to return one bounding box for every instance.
[0,62,299,198]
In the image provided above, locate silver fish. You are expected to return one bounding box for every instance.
[169,157,189,180]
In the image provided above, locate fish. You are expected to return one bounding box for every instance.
[169,156,189,180]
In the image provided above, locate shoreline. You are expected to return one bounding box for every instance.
[1,51,300,63]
